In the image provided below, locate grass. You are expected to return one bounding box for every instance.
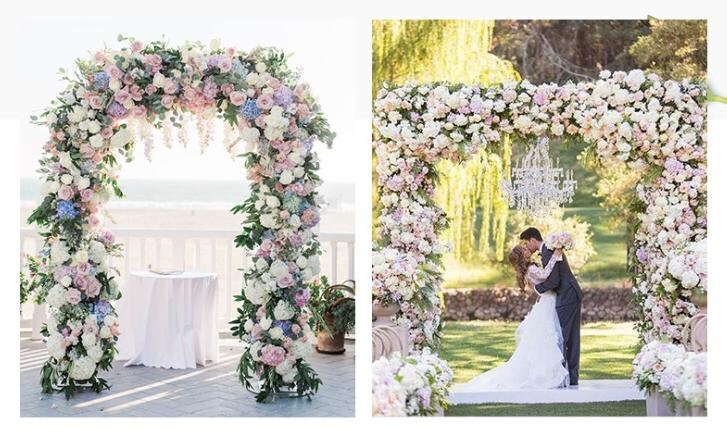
[445,400,645,416]
[440,321,643,416]
[439,321,639,384]
[442,206,630,289]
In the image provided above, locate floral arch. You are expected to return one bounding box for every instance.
[372,70,707,377]
[28,37,334,401]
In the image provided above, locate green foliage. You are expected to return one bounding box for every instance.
[446,400,645,416]
[629,19,707,82]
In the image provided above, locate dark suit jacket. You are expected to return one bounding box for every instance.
[534,244,583,308]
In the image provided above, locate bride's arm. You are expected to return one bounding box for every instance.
[527,249,563,285]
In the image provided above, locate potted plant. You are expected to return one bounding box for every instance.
[308,277,355,354]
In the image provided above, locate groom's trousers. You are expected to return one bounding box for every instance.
[556,302,581,385]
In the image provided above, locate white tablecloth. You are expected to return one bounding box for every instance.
[117,271,219,369]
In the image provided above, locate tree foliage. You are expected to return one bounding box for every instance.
[629,19,707,82]
[372,20,520,261]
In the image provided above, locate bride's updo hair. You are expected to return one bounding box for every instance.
[508,245,530,290]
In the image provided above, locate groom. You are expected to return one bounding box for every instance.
[520,227,583,387]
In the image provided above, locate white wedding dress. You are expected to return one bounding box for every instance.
[458,254,569,391]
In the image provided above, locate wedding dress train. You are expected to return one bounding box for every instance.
[458,254,569,391]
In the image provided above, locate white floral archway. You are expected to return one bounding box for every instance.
[372,70,707,413]
[28,37,334,401]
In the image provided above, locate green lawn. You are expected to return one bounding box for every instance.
[440,321,643,416]
[440,321,639,384]
[442,206,630,289]
[446,400,645,416]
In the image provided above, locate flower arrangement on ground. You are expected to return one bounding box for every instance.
[372,347,453,416]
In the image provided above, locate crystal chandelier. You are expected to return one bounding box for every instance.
[500,137,577,215]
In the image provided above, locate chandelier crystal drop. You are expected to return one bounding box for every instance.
[500,137,577,215]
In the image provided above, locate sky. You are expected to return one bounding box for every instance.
[15,16,367,182]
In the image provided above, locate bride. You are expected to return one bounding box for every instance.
[458,244,569,391]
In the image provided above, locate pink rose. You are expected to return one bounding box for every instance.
[229,91,246,106]
[130,40,144,54]
[114,89,131,105]
[218,57,232,73]
[260,345,286,367]
[296,103,310,118]
[163,80,178,95]
[161,95,175,109]
[145,84,158,95]
[65,288,82,305]
[73,275,89,291]
[294,84,307,98]
[256,94,274,110]
[88,95,104,110]
[268,78,281,89]
[89,214,101,229]
[220,83,234,96]
[106,65,122,79]
[291,324,301,334]
[80,189,94,202]
[101,127,114,139]
[277,274,294,288]
[57,185,74,201]
[279,210,290,220]
[255,116,266,128]
[75,261,90,276]
[85,278,101,298]
[130,105,147,118]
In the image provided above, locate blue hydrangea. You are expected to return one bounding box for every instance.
[56,200,78,220]
[231,59,248,77]
[92,71,110,91]
[92,300,113,322]
[240,99,261,119]
[283,193,302,214]
[273,320,292,336]
[106,101,128,118]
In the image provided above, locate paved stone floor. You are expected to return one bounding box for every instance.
[20,332,355,417]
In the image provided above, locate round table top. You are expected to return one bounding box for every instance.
[130,270,217,280]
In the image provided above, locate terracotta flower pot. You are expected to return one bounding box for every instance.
[316,314,346,354]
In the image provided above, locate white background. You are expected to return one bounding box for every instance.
[2,0,725,434]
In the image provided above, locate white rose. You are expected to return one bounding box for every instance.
[279,170,294,185]
[50,241,70,265]
[295,256,308,269]
[99,325,111,339]
[241,126,260,146]
[60,275,72,288]
[273,300,295,320]
[43,180,60,194]
[110,129,132,149]
[89,241,106,263]
[293,167,305,178]
[75,176,90,190]
[255,257,268,271]
[46,285,67,309]
[260,213,278,229]
[250,341,263,361]
[86,344,104,363]
[60,174,74,185]
[259,317,272,330]
[245,72,260,86]
[681,270,700,289]
[244,281,268,305]
[255,62,267,73]
[266,196,281,208]
[87,120,101,134]
[89,134,104,149]
[74,250,89,263]
[244,319,254,332]
[269,326,284,340]
[46,333,67,360]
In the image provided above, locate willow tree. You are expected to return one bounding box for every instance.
[372,20,520,261]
